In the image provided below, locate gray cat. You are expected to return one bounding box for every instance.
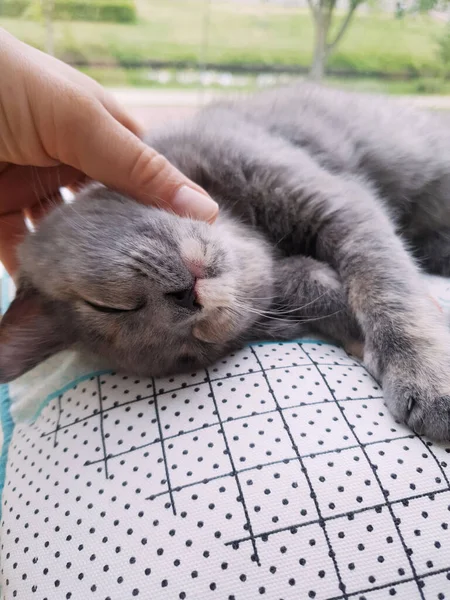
[2,83,450,440]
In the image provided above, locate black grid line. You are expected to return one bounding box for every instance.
[41,392,385,442]
[40,395,156,438]
[152,376,177,516]
[143,432,417,500]
[417,436,450,488]
[39,361,381,439]
[250,346,349,599]
[204,366,261,566]
[225,486,450,546]
[327,564,450,600]
[302,343,426,600]
[53,395,62,449]
[145,470,233,500]
[82,412,414,469]
[97,377,109,480]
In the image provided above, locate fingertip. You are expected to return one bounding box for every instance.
[171,186,219,223]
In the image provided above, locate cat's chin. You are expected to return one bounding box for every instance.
[192,307,243,344]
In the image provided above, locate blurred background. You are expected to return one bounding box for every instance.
[1,0,450,125]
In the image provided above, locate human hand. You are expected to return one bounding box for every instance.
[0,28,218,275]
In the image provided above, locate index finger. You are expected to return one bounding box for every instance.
[57,94,219,222]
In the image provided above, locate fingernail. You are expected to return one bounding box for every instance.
[172,186,219,223]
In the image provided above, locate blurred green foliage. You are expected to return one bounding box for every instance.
[0,1,29,17]
[0,1,444,76]
[0,0,136,23]
[0,0,448,93]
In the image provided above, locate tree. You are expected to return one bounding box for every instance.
[307,0,367,80]
[42,0,55,56]
[27,0,55,55]
[438,22,450,75]
[415,0,450,76]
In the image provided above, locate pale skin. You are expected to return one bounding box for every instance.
[0,28,218,275]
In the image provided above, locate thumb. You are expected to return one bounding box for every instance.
[59,96,219,222]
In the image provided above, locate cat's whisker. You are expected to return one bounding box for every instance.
[62,201,100,232]
[272,232,289,250]
[230,301,301,324]
[30,166,43,205]
[32,166,45,201]
[229,305,344,324]
[235,289,332,317]
[235,294,275,302]
[291,309,345,324]
[287,289,333,313]
[231,297,344,325]
[34,166,56,207]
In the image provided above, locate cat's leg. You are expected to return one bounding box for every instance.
[410,229,450,276]
[303,180,450,440]
[248,255,363,356]
[242,146,450,440]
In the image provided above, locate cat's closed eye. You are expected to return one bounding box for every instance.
[83,299,145,314]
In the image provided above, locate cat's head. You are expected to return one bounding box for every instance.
[0,185,273,382]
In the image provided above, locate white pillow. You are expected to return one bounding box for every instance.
[1,274,450,599]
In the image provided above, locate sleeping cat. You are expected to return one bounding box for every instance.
[2,83,450,440]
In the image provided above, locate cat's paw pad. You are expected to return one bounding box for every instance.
[405,393,450,440]
[384,373,450,441]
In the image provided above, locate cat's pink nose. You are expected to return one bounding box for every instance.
[185,258,205,279]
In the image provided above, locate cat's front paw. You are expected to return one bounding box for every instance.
[382,359,450,441]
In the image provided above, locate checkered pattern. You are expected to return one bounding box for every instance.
[2,339,450,599]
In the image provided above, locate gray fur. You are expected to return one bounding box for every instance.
[2,82,450,440]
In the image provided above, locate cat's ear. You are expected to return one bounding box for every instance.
[0,286,71,383]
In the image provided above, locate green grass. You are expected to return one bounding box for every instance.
[0,0,445,76]
[78,66,450,96]
[326,75,450,95]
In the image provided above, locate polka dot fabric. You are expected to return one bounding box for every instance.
[2,340,450,600]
